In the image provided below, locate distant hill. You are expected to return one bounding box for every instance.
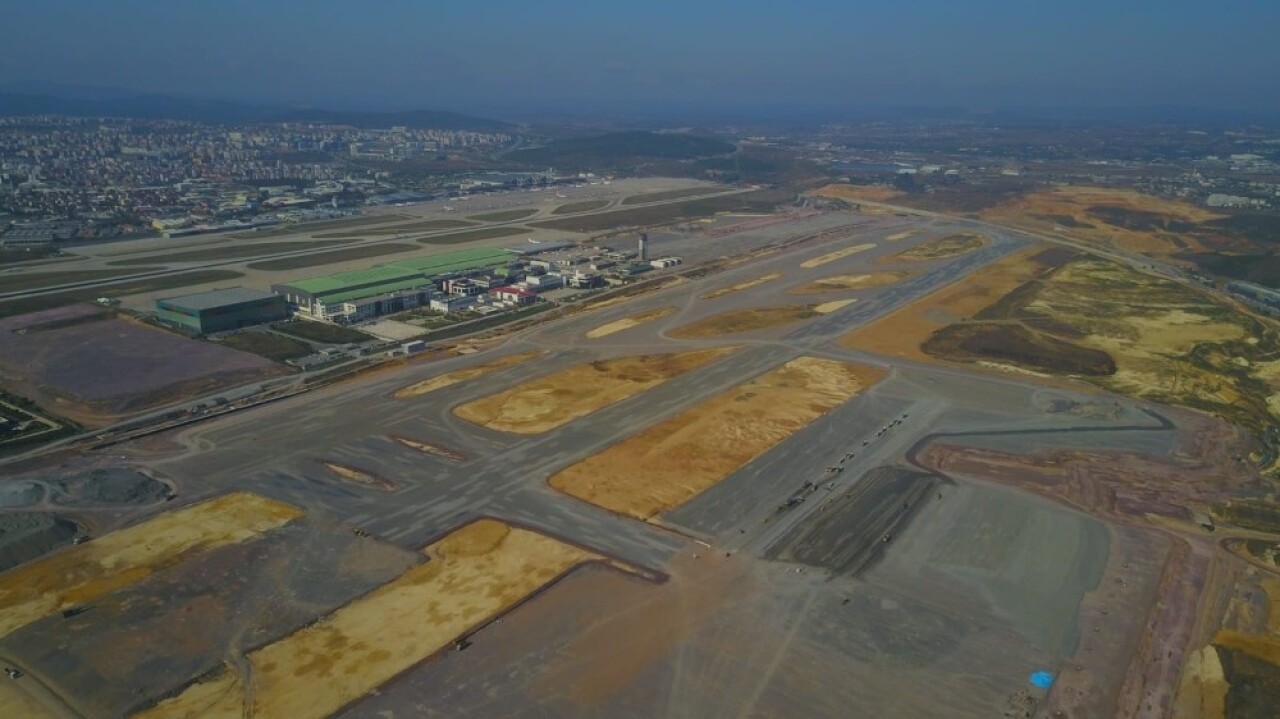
[506,131,735,168]
[269,107,512,132]
[0,92,513,131]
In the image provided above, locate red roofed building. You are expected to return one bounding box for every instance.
[491,286,537,306]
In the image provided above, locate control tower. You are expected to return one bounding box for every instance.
[638,233,649,262]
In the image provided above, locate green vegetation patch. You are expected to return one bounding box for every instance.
[271,320,372,344]
[0,246,60,265]
[1182,252,1280,290]
[214,332,312,363]
[468,209,537,222]
[1,267,165,293]
[312,219,475,238]
[247,243,419,271]
[108,241,346,266]
[0,270,244,319]
[923,323,1116,375]
[620,187,725,205]
[416,227,528,245]
[551,199,609,215]
[530,189,787,233]
[1214,499,1280,534]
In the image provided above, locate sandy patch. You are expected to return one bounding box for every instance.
[701,273,783,300]
[788,271,910,295]
[813,299,857,314]
[885,230,919,242]
[549,357,883,519]
[145,519,605,719]
[134,666,242,719]
[320,461,397,490]
[0,492,301,637]
[393,350,545,398]
[391,436,466,461]
[585,307,676,339]
[800,243,877,269]
[811,184,904,203]
[454,348,735,434]
[0,681,57,718]
[889,233,985,262]
[1173,645,1228,719]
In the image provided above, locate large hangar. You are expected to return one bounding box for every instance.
[154,287,288,334]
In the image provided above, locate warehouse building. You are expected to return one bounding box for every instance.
[155,287,288,335]
[270,247,515,321]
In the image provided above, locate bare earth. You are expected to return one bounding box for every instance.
[392,350,545,398]
[454,348,736,434]
[138,519,607,719]
[701,273,783,300]
[840,245,1063,361]
[811,184,904,203]
[980,185,1224,256]
[787,271,911,295]
[669,305,823,339]
[585,307,676,339]
[801,242,877,269]
[888,233,986,262]
[550,357,883,520]
[0,493,301,638]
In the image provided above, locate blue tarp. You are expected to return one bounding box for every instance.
[1030,670,1055,689]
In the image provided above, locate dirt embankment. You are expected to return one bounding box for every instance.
[550,357,883,520]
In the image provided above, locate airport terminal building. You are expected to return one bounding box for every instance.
[155,287,288,334]
[271,247,515,321]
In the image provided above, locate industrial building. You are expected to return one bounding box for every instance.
[155,287,288,334]
[271,247,514,321]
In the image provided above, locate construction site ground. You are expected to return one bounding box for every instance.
[0,202,1274,718]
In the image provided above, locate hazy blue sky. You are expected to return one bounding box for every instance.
[4,0,1278,118]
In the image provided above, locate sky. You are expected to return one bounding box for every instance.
[3,0,1279,120]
